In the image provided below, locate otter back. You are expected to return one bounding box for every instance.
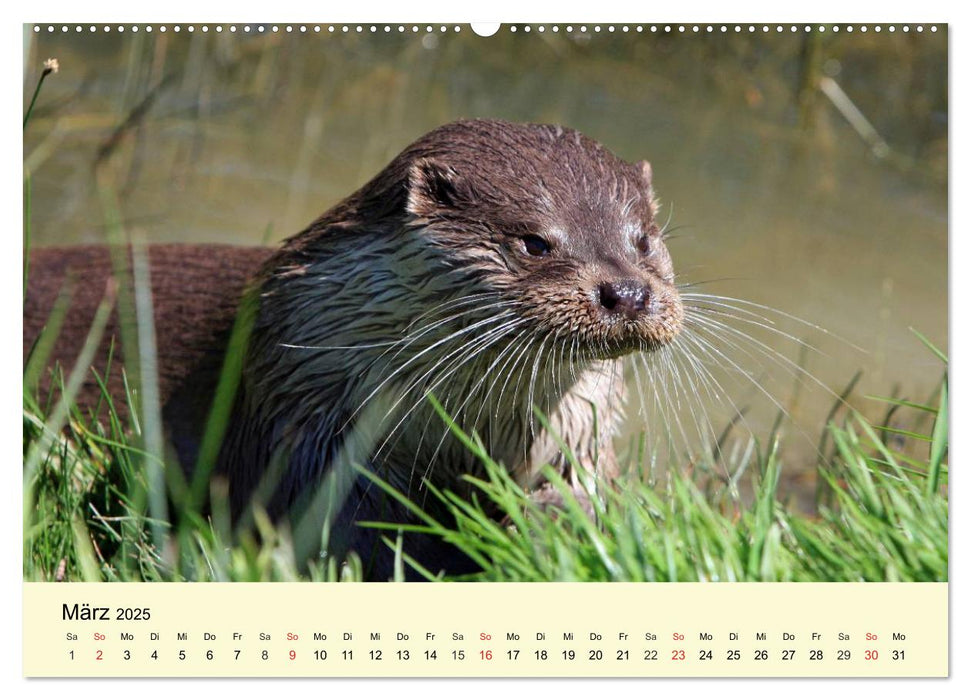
[23,244,272,430]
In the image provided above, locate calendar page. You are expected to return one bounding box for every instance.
[20,14,949,681]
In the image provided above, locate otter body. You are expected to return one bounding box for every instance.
[23,244,271,420]
[24,120,683,579]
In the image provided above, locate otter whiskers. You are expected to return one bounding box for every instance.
[617,289,863,487]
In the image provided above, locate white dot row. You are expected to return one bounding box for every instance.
[32,25,464,34]
[31,24,940,35]
[510,24,938,34]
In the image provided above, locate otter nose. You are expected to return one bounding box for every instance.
[598,279,649,319]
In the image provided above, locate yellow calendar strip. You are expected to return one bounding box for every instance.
[23,582,947,677]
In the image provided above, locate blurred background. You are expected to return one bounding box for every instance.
[23,24,947,509]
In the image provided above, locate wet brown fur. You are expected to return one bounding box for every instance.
[24,244,272,415]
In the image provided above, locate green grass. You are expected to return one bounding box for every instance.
[22,343,948,583]
[357,378,948,582]
[23,367,357,583]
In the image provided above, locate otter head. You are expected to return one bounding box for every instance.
[401,120,683,361]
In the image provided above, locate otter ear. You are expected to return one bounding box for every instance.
[636,159,659,216]
[636,160,653,191]
[406,158,463,217]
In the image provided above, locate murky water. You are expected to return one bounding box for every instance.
[23,26,948,506]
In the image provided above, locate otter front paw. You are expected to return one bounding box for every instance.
[522,482,595,520]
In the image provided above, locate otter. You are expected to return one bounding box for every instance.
[24,119,683,579]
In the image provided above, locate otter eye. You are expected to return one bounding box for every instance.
[522,234,551,258]
[636,236,652,256]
